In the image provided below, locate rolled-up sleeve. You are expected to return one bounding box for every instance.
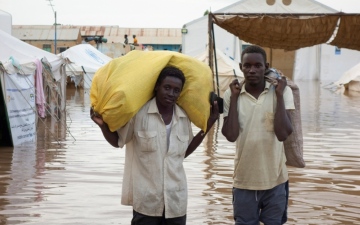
[284,86,295,110]
[117,118,135,148]
[223,88,231,117]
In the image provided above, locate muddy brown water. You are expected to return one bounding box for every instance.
[1,81,360,225]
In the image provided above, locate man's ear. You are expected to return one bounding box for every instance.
[265,62,270,70]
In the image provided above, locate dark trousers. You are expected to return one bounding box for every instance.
[131,209,186,225]
[233,181,289,225]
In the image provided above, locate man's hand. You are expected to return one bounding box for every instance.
[275,76,287,96]
[208,100,220,126]
[229,79,241,97]
[90,107,104,127]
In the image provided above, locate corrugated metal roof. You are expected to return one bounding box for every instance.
[12,26,80,40]
[12,25,182,44]
[76,26,182,44]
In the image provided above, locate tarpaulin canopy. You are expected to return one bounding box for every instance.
[210,13,360,51]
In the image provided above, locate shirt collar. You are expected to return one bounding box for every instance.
[147,97,187,118]
[240,80,272,94]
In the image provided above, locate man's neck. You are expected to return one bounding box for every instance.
[245,80,266,99]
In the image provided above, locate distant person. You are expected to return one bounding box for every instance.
[132,34,138,46]
[124,34,128,45]
[90,66,219,225]
[221,45,295,225]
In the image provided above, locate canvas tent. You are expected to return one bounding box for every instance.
[60,44,112,89]
[334,62,360,92]
[182,0,360,82]
[195,48,243,95]
[0,10,12,34]
[0,29,66,146]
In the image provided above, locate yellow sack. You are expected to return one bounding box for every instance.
[90,50,213,132]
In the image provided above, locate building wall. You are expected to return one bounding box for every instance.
[150,44,180,52]
[13,25,182,55]
[24,40,79,53]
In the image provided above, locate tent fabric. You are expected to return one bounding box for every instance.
[212,14,339,51]
[330,15,360,51]
[334,62,360,92]
[90,50,213,132]
[0,61,37,146]
[60,44,112,75]
[0,29,63,81]
[60,44,112,88]
[195,48,243,96]
[0,29,67,146]
[345,81,360,92]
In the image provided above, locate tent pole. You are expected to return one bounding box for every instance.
[208,13,220,96]
[212,19,220,97]
[208,13,214,80]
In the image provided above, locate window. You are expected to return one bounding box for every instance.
[59,47,67,53]
[43,44,51,52]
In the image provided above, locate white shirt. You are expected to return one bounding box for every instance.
[223,81,295,190]
[117,98,193,218]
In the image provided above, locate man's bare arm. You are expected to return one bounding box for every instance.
[90,108,119,147]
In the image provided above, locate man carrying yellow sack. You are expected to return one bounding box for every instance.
[90,66,219,225]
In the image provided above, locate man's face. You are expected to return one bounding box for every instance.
[240,53,268,86]
[155,76,183,108]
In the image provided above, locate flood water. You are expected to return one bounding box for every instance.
[1,81,360,225]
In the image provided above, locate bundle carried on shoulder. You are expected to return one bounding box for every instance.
[265,68,305,168]
[90,50,213,132]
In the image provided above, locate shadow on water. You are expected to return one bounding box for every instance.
[0,82,360,224]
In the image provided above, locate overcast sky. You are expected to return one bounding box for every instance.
[0,0,359,28]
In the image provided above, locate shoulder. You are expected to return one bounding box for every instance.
[137,98,154,115]
[175,103,189,119]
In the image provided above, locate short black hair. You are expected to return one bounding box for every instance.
[241,45,267,64]
[155,66,185,88]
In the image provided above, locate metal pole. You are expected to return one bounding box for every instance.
[47,0,57,54]
[54,11,57,54]
[212,21,220,97]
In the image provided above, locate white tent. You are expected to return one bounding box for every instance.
[195,48,243,96]
[182,0,360,82]
[0,29,65,146]
[294,44,360,82]
[334,62,360,92]
[60,44,112,88]
[0,29,63,81]
[0,10,12,34]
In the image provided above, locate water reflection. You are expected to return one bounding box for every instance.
[0,81,359,224]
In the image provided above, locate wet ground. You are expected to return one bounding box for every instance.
[0,81,360,225]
